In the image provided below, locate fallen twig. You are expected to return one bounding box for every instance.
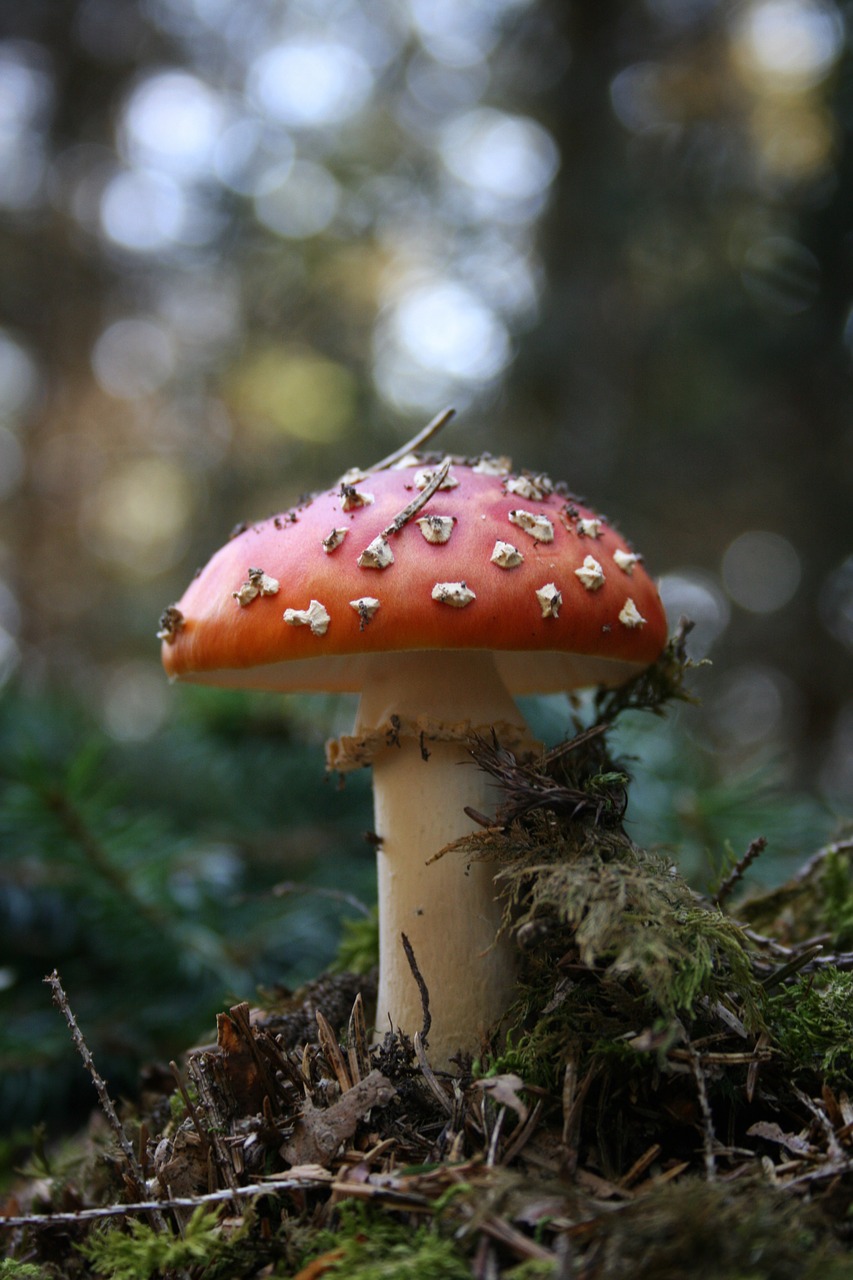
[0,1171,334,1229]
[44,970,166,1230]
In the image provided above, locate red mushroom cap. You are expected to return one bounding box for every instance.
[160,454,668,695]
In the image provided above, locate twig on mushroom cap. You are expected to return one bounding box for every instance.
[380,458,451,538]
[370,407,456,471]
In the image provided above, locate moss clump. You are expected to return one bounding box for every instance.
[738,837,853,947]
[588,1176,852,1280]
[299,1203,471,1280]
[497,845,762,1027]
[767,967,853,1084]
[816,847,853,948]
[78,1208,228,1279]
[331,907,379,976]
[0,1262,51,1279]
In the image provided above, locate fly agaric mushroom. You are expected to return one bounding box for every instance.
[160,415,667,1067]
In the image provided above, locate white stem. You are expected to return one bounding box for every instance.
[354,651,535,1068]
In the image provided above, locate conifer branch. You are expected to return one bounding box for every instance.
[713,836,768,908]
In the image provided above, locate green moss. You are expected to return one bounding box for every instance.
[587,1177,851,1279]
[768,967,853,1083]
[496,843,764,1027]
[78,1207,229,1279]
[816,850,853,948]
[331,908,379,976]
[299,1203,470,1280]
[0,1262,51,1280]
[503,1263,558,1279]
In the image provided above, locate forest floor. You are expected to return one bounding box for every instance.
[4,630,853,1279]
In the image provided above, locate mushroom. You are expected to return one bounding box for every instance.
[160,419,668,1068]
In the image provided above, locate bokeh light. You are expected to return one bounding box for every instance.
[721,530,801,613]
[0,329,39,419]
[253,158,341,239]
[226,346,357,442]
[820,555,853,650]
[0,40,52,210]
[99,168,189,252]
[657,571,731,658]
[732,0,844,93]
[0,579,21,688]
[91,318,176,400]
[439,108,560,217]
[101,659,172,741]
[709,662,796,752]
[374,277,512,411]
[247,40,374,128]
[406,0,532,67]
[120,70,228,178]
[821,700,853,805]
[80,457,196,577]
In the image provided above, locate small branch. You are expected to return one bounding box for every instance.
[381,458,451,538]
[686,1040,717,1182]
[370,407,455,471]
[792,1085,846,1164]
[169,1061,210,1157]
[713,836,768,908]
[185,1053,243,1207]
[401,932,432,1045]
[0,1173,333,1228]
[787,836,853,886]
[44,970,167,1232]
[413,1032,453,1116]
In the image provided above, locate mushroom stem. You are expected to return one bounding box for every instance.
[353,651,535,1068]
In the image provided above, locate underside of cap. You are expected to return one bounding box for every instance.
[169,647,650,696]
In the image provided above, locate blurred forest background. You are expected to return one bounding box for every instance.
[1,0,852,1144]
